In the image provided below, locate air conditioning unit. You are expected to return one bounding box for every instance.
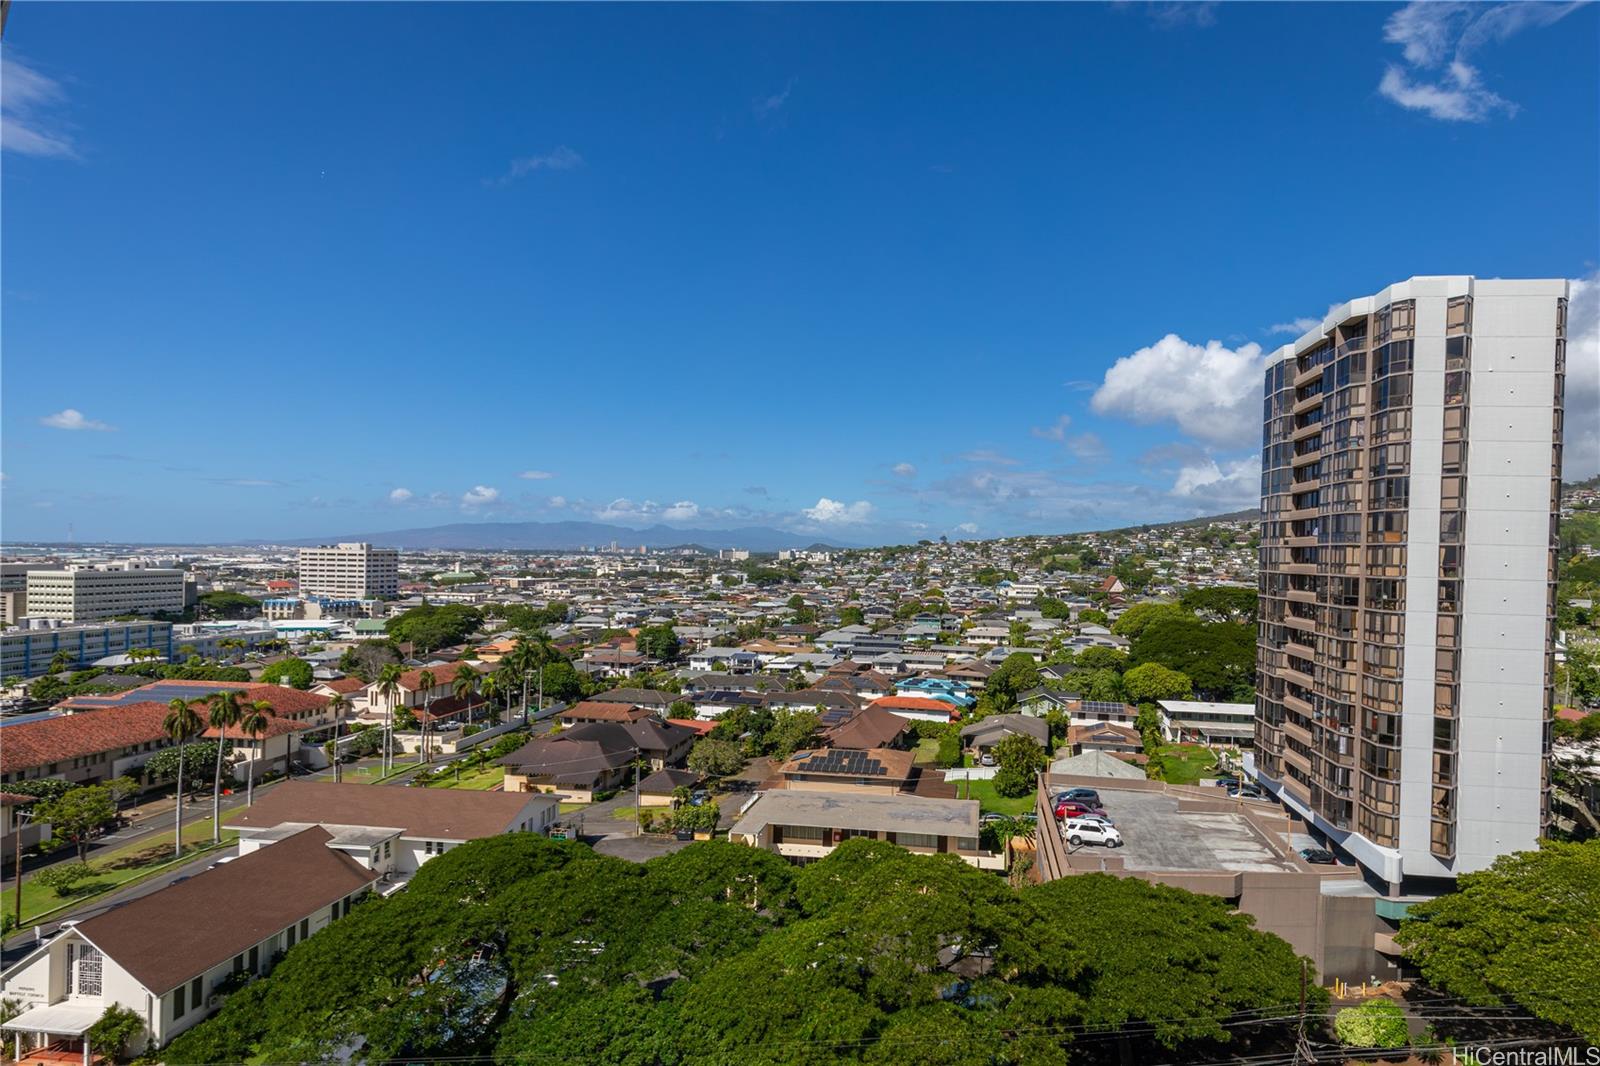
[206,994,223,1009]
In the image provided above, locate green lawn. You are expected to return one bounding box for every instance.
[956,777,1036,816]
[610,806,640,821]
[558,802,589,813]
[912,738,940,766]
[425,765,504,791]
[346,760,422,784]
[1149,744,1218,785]
[13,807,244,925]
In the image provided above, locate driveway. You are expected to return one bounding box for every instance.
[592,835,693,863]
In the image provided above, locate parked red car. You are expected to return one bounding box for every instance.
[1054,799,1106,820]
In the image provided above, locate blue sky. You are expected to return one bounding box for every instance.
[3,1,1597,545]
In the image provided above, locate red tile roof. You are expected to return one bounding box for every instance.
[872,695,959,714]
[2,685,328,773]
[317,678,368,695]
[391,662,475,692]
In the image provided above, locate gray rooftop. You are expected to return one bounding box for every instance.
[731,789,980,838]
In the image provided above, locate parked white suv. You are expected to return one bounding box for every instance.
[1063,818,1123,848]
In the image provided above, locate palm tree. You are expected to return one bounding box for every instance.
[374,664,404,775]
[415,669,436,764]
[162,698,204,858]
[507,633,559,726]
[493,665,518,724]
[480,671,501,727]
[326,693,351,782]
[204,690,243,845]
[238,701,272,806]
[452,664,479,727]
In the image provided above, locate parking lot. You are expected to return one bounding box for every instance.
[1063,788,1298,874]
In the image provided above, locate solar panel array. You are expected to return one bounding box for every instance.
[1079,700,1132,715]
[795,749,889,776]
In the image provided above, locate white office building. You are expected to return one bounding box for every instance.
[23,563,187,622]
[1252,276,1567,892]
[296,543,399,599]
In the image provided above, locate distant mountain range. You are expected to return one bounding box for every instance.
[283,521,858,552]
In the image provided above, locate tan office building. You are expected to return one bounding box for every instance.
[296,543,399,598]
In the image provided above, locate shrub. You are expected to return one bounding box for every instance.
[1333,999,1409,1049]
[34,862,96,897]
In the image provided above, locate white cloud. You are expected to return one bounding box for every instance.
[1270,317,1321,336]
[1,53,77,159]
[461,485,500,509]
[1565,271,1600,479]
[1068,432,1109,461]
[1170,455,1262,511]
[1378,2,1582,122]
[955,522,979,535]
[754,78,796,118]
[40,408,113,431]
[1091,333,1265,448]
[892,462,918,478]
[547,495,568,509]
[487,146,583,187]
[1030,414,1072,442]
[802,497,875,524]
[958,449,1021,466]
[662,500,701,522]
[518,470,556,480]
[389,488,413,503]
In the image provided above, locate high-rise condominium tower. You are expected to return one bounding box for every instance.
[1252,276,1568,893]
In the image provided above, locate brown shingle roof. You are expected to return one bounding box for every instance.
[229,780,546,840]
[824,706,911,751]
[74,826,377,994]
[559,701,654,723]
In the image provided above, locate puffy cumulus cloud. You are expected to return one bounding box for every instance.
[802,498,875,524]
[388,488,413,503]
[1170,455,1261,511]
[1030,414,1072,442]
[661,500,701,521]
[1566,271,1600,478]
[40,408,114,431]
[518,470,556,480]
[547,495,568,509]
[891,462,918,478]
[1378,1,1583,121]
[1090,334,1265,448]
[955,522,979,535]
[461,485,500,510]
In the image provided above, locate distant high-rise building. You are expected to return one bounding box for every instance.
[297,543,399,599]
[1252,277,1567,893]
[24,562,187,621]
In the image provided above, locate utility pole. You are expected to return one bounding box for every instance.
[12,808,32,928]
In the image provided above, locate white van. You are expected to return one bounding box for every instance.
[1063,818,1123,848]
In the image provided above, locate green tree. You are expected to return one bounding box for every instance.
[238,701,272,807]
[205,690,244,844]
[1130,616,1256,701]
[985,652,1042,711]
[33,862,96,898]
[87,1003,145,1061]
[1333,999,1409,1048]
[667,700,696,720]
[163,698,204,858]
[1395,840,1600,1043]
[635,625,682,662]
[1110,601,1189,640]
[39,785,116,862]
[765,709,820,759]
[199,591,263,619]
[259,657,314,689]
[384,603,484,653]
[992,733,1047,798]
[1077,607,1109,627]
[374,663,404,773]
[1123,661,1194,704]
[1179,586,1258,623]
[838,606,865,627]
[687,737,747,778]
